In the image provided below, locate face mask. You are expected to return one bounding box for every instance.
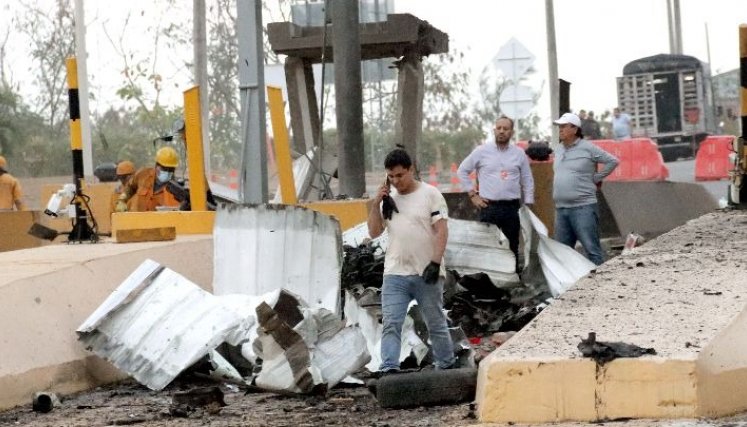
[157,170,173,183]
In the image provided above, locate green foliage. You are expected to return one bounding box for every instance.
[15,0,75,137]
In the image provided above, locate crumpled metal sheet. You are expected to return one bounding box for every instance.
[77,260,262,390]
[254,297,370,393]
[212,204,342,313]
[446,219,520,287]
[342,219,519,287]
[519,207,596,297]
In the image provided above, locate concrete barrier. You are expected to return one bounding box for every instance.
[476,210,747,423]
[0,236,213,410]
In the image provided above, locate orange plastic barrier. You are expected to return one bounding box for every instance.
[428,165,439,187]
[592,138,668,181]
[694,135,734,181]
[449,163,461,191]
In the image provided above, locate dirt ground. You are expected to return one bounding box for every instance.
[0,377,476,427]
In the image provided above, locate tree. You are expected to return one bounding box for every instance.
[418,48,484,169]
[15,0,75,137]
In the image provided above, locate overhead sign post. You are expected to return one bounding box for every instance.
[493,38,536,142]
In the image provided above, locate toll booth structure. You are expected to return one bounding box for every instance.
[267,14,448,200]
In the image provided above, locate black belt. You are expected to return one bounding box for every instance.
[486,198,520,206]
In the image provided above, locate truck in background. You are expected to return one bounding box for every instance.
[616,54,717,161]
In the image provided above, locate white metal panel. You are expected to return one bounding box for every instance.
[213,204,342,313]
[519,207,595,297]
[77,260,258,390]
[343,219,518,286]
[446,219,519,286]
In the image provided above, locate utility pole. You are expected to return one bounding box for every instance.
[73,0,93,180]
[545,0,559,145]
[330,0,365,197]
[193,0,210,170]
[666,0,676,54]
[673,0,683,54]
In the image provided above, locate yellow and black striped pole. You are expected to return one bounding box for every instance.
[66,57,84,189]
[65,56,96,241]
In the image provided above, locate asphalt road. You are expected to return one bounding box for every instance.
[664,158,728,203]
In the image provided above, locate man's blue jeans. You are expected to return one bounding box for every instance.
[380,274,456,371]
[554,203,605,265]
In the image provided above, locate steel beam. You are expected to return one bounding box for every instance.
[237,0,267,203]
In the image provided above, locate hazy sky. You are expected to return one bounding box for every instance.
[396,0,747,122]
[1,0,746,127]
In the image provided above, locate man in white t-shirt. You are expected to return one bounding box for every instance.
[367,148,456,373]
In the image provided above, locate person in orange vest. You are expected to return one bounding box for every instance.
[115,147,182,212]
[110,160,136,212]
[0,155,25,211]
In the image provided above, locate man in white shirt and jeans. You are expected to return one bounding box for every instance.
[368,148,456,374]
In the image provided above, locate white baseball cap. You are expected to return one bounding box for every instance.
[553,112,581,127]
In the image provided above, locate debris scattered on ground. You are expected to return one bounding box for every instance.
[169,386,226,417]
[373,368,478,409]
[577,332,657,365]
[32,392,60,413]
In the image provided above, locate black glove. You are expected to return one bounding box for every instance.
[382,195,399,220]
[421,261,440,285]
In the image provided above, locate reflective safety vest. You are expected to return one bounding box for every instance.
[122,167,181,212]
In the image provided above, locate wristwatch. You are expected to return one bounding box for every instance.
[468,190,478,198]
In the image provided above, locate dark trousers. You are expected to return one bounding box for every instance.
[479,200,521,272]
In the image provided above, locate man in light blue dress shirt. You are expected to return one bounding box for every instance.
[457,116,535,272]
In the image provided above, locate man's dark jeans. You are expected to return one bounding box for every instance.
[479,199,521,272]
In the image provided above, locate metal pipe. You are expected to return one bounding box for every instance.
[545,0,559,146]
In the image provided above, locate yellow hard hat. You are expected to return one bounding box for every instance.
[155,147,179,168]
[0,156,6,169]
[116,160,135,175]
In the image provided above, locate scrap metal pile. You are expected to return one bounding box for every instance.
[73,204,595,403]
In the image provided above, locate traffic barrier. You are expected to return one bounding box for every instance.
[428,165,439,187]
[694,135,734,181]
[450,163,461,191]
[228,168,239,189]
[592,138,668,181]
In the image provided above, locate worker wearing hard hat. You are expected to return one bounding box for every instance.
[110,160,136,212]
[115,147,182,212]
[0,156,26,211]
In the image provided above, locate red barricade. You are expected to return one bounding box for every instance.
[694,135,734,181]
[428,165,439,187]
[449,163,461,191]
[592,138,668,181]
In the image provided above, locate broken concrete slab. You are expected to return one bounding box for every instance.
[599,181,717,240]
[476,210,747,423]
[212,204,342,313]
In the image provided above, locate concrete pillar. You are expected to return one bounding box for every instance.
[330,0,365,198]
[394,51,424,170]
[284,57,320,154]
